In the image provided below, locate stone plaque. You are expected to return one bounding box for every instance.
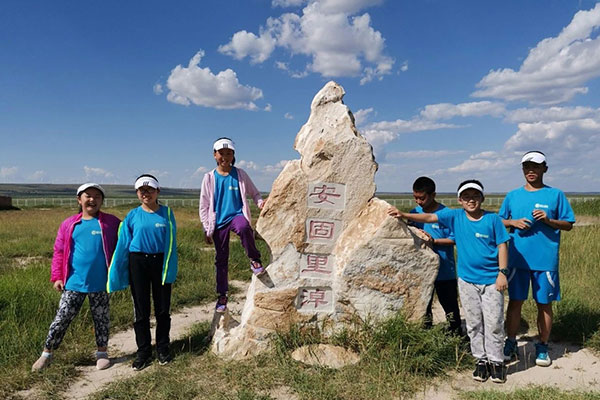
[307,182,346,210]
[306,218,341,244]
[297,287,333,312]
[300,253,334,277]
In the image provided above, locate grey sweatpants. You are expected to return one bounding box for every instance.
[458,278,505,363]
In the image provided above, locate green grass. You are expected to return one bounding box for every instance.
[571,199,600,216]
[89,316,469,400]
[0,206,269,398]
[1,203,599,399]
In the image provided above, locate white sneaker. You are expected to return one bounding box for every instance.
[32,353,52,371]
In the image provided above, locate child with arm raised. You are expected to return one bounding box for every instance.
[389,179,510,384]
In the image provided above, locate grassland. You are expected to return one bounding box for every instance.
[0,198,599,399]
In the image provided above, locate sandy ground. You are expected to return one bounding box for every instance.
[415,300,600,399]
[16,281,249,400]
[17,281,600,400]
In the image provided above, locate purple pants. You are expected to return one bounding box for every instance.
[213,215,261,295]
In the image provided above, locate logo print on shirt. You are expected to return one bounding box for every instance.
[475,232,489,239]
[91,230,102,235]
[431,223,439,229]
[228,186,239,191]
[155,223,166,228]
[535,203,549,209]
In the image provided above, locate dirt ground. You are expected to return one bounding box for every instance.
[16,281,600,400]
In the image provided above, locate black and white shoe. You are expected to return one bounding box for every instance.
[472,359,489,382]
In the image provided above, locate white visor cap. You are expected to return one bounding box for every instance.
[457,182,484,197]
[77,182,105,197]
[134,176,160,190]
[213,138,235,152]
[521,151,546,164]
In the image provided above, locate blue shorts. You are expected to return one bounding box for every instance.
[507,269,561,304]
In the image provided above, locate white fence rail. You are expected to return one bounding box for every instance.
[11,196,599,208]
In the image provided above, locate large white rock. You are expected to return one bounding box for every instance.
[212,81,439,360]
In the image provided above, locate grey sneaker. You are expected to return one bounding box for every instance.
[32,353,53,371]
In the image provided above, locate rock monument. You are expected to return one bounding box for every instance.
[212,81,439,360]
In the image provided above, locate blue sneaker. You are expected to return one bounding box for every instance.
[535,342,551,367]
[503,338,518,363]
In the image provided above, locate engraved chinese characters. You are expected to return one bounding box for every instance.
[298,182,344,313]
[211,81,439,361]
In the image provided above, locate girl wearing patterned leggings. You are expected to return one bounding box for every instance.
[32,183,120,371]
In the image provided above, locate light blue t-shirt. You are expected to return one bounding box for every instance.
[127,205,170,253]
[65,218,107,293]
[411,204,456,281]
[437,209,510,285]
[214,167,244,229]
[498,186,575,272]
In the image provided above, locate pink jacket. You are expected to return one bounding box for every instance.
[199,167,264,237]
[50,212,121,283]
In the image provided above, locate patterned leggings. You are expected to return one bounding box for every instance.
[44,290,110,350]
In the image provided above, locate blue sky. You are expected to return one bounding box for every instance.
[2,0,600,193]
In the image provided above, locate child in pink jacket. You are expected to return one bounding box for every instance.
[32,183,120,372]
[199,138,266,313]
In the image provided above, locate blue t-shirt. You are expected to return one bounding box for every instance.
[411,204,456,281]
[214,167,244,229]
[127,205,170,253]
[65,218,107,293]
[437,209,510,285]
[498,186,575,272]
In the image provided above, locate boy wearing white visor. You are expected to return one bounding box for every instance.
[389,179,510,383]
[499,151,575,367]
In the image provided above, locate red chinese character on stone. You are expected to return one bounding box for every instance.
[301,289,328,308]
[302,254,331,274]
[309,184,341,205]
[309,220,335,239]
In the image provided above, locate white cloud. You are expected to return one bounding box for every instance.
[400,60,408,72]
[311,0,384,15]
[166,50,264,110]
[420,101,506,120]
[236,160,260,170]
[387,150,466,159]
[504,118,600,157]
[153,83,163,95]
[284,112,294,119]
[272,0,307,7]
[505,106,600,123]
[446,151,516,173]
[29,170,47,181]
[220,1,393,82]
[84,166,113,179]
[0,166,18,179]
[265,103,273,112]
[191,166,209,179]
[218,30,277,64]
[352,107,373,126]
[473,3,600,104]
[264,160,290,173]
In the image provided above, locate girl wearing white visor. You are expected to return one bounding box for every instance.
[107,174,178,371]
[200,137,266,313]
